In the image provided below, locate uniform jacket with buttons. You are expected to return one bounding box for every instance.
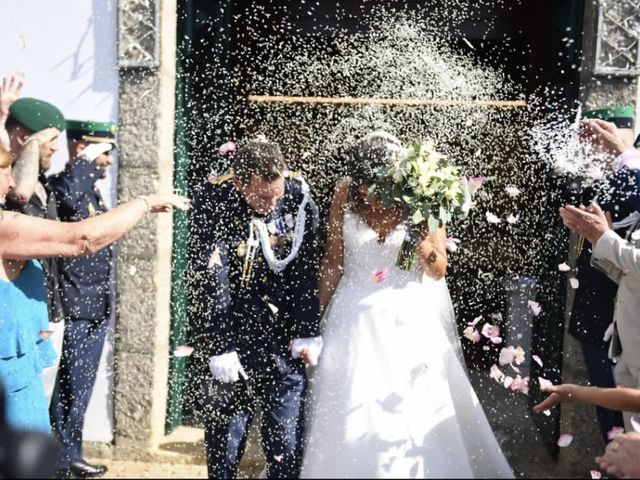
[48,159,113,321]
[187,175,321,371]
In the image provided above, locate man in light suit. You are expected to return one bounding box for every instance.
[560,144,640,432]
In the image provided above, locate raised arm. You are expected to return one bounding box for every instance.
[7,137,42,205]
[319,177,350,313]
[534,383,640,414]
[0,193,190,259]
[417,224,448,280]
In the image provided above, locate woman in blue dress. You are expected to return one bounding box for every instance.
[0,144,189,433]
[0,259,56,433]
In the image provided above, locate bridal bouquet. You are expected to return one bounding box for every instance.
[370,140,476,270]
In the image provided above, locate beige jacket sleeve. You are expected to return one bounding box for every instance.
[591,230,640,284]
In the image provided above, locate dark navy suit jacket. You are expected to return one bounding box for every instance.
[187,175,321,372]
[48,160,113,321]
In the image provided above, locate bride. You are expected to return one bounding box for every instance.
[301,132,513,478]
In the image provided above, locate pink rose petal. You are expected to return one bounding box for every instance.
[173,345,194,357]
[569,277,579,289]
[607,426,625,440]
[505,185,521,197]
[468,315,482,327]
[463,326,481,343]
[532,354,543,367]
[558,262,571,272]
[489,364,505,383]
[468,176,485,194]
[218,141,237,155]
[503,376,514,389]
[486,211,501,224]
[499,347,516,366]
[481,323,499,339]
[557,433,574,447]
[515,375,530,394]
[372,267,391,284]
[482,345,491,351]
[528,300,542,317]
[590,471,602,479]
[38,329,54,340]
[445,237,461,253]
[490,336,503,344]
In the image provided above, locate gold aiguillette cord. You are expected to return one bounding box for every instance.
[240,222,259,289]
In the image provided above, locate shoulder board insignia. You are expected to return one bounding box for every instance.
[208,172,233,185]
[286,170,303,180]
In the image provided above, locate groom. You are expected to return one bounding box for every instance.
[188,139,322,479]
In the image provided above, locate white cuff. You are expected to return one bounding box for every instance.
[614,148,640,171]
[592,229,618,259]
[78,142,113,161]
[291,336,323,366]
[208,351,245,383]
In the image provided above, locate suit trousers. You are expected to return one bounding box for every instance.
[50,317,109,469]
[615,357,640,433]
[204,363,307,479]
[581,341,624,441]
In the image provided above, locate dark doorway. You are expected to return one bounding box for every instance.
[169,0,584,475]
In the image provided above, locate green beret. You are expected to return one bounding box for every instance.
[66,119,117,144]
[8,97,65,133]
[583,105,634,128]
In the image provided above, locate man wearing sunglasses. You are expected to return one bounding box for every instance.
[48,119,117,479]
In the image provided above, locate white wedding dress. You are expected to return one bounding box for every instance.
[301,209,513,478]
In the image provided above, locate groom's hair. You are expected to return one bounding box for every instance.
[232,139,287,185]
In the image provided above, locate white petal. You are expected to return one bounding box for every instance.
[486,211,501,224]
[558,262,571,272]
[569,277,579,289]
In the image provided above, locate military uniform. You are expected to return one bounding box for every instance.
[47,120,116,473]
[188,172,321,479]
[5,97,67,324]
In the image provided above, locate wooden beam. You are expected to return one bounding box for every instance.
[247,94,527,108]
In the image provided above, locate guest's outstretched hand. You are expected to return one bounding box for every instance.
[533,383,578,413]
[559,202,612,245]
[142,194,191,213]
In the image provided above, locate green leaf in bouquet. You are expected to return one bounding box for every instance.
[427,214,440,233]
[402,195,413,203]
[412,208,424,224]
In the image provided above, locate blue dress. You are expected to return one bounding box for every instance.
[0,260,56,433]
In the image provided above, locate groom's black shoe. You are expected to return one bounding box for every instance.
[68,460,108,478]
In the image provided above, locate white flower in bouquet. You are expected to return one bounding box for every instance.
[370,139,480,270]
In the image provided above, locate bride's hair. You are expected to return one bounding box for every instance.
[348,131,401,209]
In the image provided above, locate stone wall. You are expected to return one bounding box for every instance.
[86,0,178,460]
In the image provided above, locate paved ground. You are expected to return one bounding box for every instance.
[87,369,597,479]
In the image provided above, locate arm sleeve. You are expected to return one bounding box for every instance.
[287,201,322,338]
[592,229,640,283]
[187,187,237,356]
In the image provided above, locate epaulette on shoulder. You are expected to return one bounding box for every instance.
[286,170,303,181]
[208,172,233,185]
